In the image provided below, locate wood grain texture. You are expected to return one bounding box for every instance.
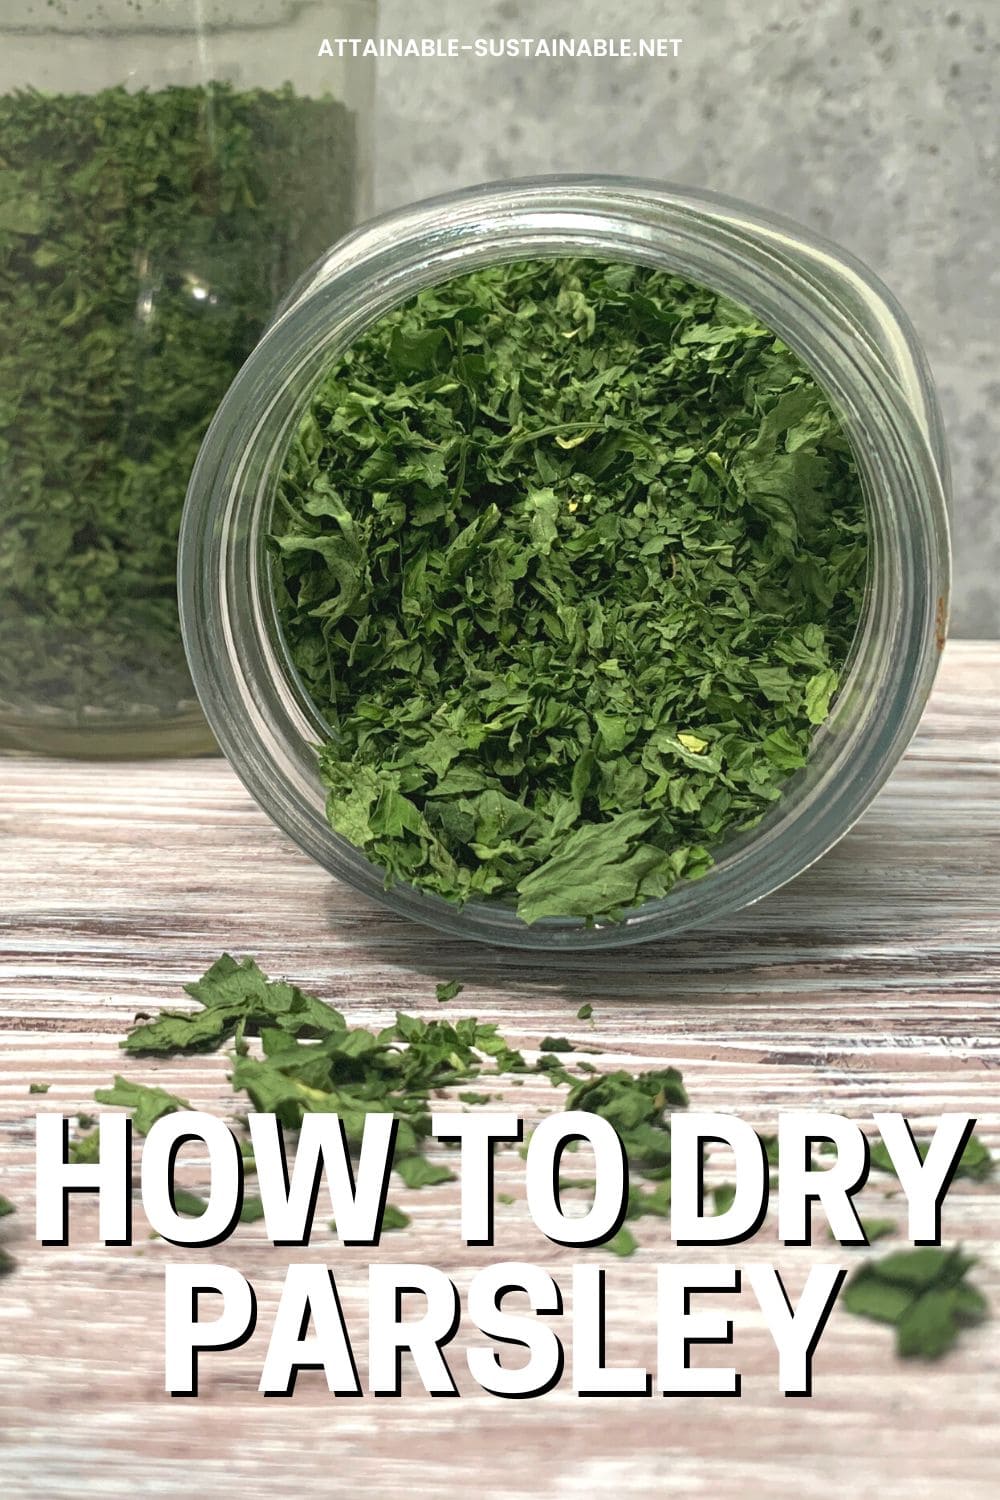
[0,639,998,1500]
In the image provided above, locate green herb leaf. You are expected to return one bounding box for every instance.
[172,1188,210,1218]
[69,1131,101,1164]
[712,1183,737,1215]
[380,1204,411,1232]
[394,1156,456,1190]
[843,1247,988,1359]
[0,83,357,722]
[868,1134,994,1183]
[93,1075,191,1136]
[123,953,347,1056]
[540,1036,575,1053]
[272,258,867,923]
[605,1225,639,1258]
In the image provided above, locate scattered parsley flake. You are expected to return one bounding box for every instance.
[868,1134,995,1183]
[171,1189,210,1219]
[606,1226,639,1258]
[829,1216,896,1245]
[68,1130,101,1165]
[540,1036,575,1053]
[712,1183,737,1216]
[171,1189,262,1228]
[121,953,350,1056]
[94,1076,190,1136]
[380,1204,411,1232]
[394,1156,456,1190]
[843,1247,988,1359]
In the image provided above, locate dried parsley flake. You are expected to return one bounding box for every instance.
[843,1247,989,1359]
[0,1194,14,1276]
[272,257,868,923]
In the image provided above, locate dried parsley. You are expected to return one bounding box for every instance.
[828,1216,896,1244]
[869,1134,995,1183]
[43,954,992,1368]
[110,955,696,1232]
[272,257,868,922]
[605,1226,639,1258]
[843,1247,989,1359]
[118,954,533,1183]
[0,82,356,730]
[93,1076,190,1136]
[0,1194,14,1277]
[164,1189,266,1225]
[379,1204,411,1232]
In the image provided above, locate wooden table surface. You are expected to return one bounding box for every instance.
[1,639,998,1500]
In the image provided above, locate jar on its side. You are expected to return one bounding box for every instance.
[180,177,950,950]
[0,0,374,757]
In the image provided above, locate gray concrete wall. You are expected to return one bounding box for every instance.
[373,0,999,635]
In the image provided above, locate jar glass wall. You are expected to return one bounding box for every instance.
[180,178,951,950]
[0,0,375,756]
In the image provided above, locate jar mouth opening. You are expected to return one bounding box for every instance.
[180,178,951,950]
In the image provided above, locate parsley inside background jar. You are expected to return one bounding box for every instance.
[0,0,375,758]
[180,177,951,949]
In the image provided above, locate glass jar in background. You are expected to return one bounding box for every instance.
[0,0,375,756]
[179,177,951,951]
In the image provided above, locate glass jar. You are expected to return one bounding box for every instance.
[179,177,950,950]
[0,0,375,757]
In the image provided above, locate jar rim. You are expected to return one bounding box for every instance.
[179,175,951,950]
